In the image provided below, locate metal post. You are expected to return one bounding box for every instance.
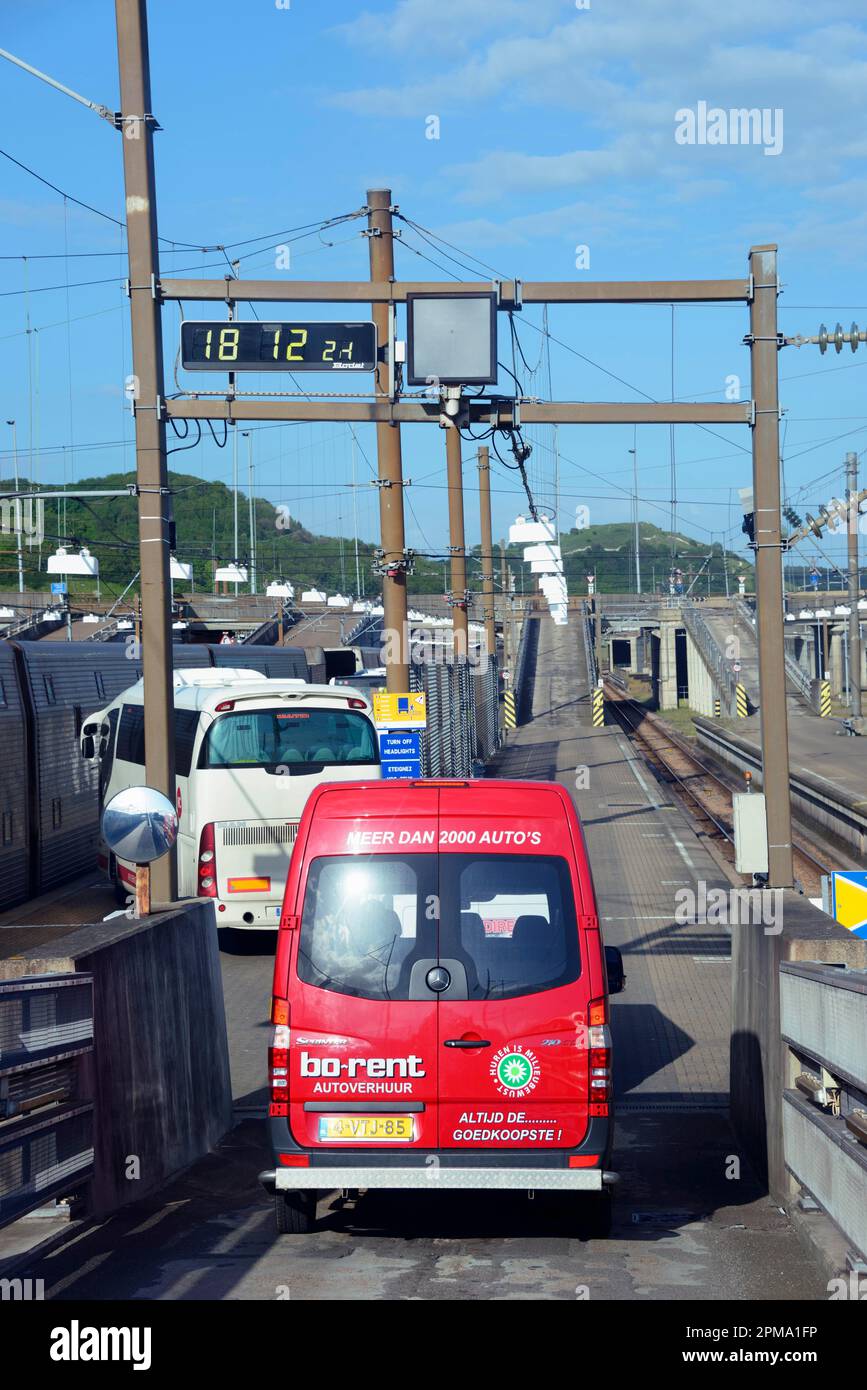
[5,420,24,593]
[500,541,510,670]
[595,593,602,672]
[477,447,496,666]
[846,452,862,717]
[232,422,239,591]
[351,431,362,597]
[247,431,256,595]
[749,245,793,888]
[445,422,469,661]
[630,439,641,594]
[367,189,409,690]
[115,0,176,901]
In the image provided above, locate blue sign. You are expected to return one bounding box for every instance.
[50,582,67,595]
[379,729,422,780]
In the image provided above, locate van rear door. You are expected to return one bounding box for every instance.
[284,786,440,1151]
[435,788,593,1151]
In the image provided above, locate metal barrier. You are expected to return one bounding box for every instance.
[780,961,867,1262]
[736,596,815,705]
[410,653,497,775]
[0,974,94,1230]
[511,603,536,726]
[681,602,739,716]
[581,600,598,687]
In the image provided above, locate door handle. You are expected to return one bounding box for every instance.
[443,1038,491,1048]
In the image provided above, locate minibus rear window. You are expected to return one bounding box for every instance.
[200,708,379,770]
[440,854,581,1000]
[297,855,436,1001]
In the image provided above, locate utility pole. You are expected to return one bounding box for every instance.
[247,431,257,595]
[749,244,793,888]
[477,446,496,664]
[500,541,510,670]
[447,422,466,661]
[367,189,409,690]
[846,451,862,717]
[5,420,24,593]
[116,0,176,901]
[232,423,239,592]
[351,430,362,597]
[629,438,641,594]
[445,424,469,661]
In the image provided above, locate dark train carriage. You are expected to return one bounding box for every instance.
[207,644,312,681]
[13,642,145,896]
[0,642,31,906]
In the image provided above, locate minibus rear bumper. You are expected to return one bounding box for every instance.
[261,1114,617,1192]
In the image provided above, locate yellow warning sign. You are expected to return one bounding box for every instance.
[372,691,427,728]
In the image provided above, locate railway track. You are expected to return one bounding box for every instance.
[603,683,831,898]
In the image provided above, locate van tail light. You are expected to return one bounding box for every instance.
[587,997,612,1115]
[197,823,217,897]
[269,1018,291,1117]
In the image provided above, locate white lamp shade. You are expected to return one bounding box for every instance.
[266,581,295,598]
[170,558,193,582]
[523,543,561,563]
[214,563,248,583]
[301,588,326,603]
[509,516,554,544]
[47,546,99,577]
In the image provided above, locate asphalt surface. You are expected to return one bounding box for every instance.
[18,616,828,1300]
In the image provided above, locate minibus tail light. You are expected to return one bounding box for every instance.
[346,697,367,709]
[197,823,217,897]
[587,997,612,1109]
[269,1020,291,1115]
[214,699,235,712]
[271,997,290,1026]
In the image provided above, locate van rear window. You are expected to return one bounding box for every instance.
[200,708,378,770]
[441,854,581,1000]
[296,852,580,1002]
[297,855,436,1000]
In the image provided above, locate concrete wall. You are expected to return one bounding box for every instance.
[731,894,867,1200]
[685,631,716,716]
[0,901,231,1216]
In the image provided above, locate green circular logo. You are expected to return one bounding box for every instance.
[496,1052,533,1090]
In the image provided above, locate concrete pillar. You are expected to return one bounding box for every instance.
[829,624,845,700]
[658,611,679,710]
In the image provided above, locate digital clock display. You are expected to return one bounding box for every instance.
[180,320,377,372]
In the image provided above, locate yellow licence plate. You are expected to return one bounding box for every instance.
[319,1115,414,1142]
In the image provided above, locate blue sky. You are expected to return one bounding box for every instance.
[2,0,867,582]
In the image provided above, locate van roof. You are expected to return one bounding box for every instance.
[113,674,374,715]
[304,778,575,819]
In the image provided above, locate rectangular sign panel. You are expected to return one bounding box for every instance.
[180,320,377,372]
[379,729,423,780]
[372,692,427,728]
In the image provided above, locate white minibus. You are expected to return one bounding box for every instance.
[80,668,381,927]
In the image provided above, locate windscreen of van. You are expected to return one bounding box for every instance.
[296,850,580,1002]
[297,854,436,1000]
[199,708,378,770]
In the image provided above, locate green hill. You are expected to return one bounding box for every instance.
[0,473,753,600]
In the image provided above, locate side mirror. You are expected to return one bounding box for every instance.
[605,945,626,995]
[81,734,95,760]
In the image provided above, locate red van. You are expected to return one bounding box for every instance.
[261,779,624,1234]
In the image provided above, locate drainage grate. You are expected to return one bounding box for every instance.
[616,1100,729,1114]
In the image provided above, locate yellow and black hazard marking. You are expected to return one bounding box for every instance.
[713,698,721,718]
[591,686,604,728]
[735,683,748,718]
[504,689,517,730]
[819,680,831,718]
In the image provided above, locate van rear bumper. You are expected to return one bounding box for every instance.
[263,1166,618,1192]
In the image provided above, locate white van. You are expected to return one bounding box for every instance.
[80,669,381,928]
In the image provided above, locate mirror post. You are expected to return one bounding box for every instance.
[135,863,151,917]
